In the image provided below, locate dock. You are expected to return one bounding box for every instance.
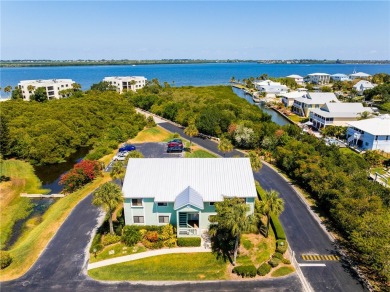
[20,193,65,198]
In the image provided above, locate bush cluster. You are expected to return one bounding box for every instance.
[122,226,141,247]
[268,258,281,268]
[0,251,12,269]
[257,263,272,276]
[232,265,257,278]
[177,237,201,247]
[276,240,288,254]
[102,234,121,246]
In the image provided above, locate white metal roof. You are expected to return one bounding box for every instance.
[278,91,306,99]
[331,73,348,77]
[308,73,330,76]
[324,102,371,113]
[122,158,257,202]
[174,187,204,210]
[347,115,390,135]
[353,80,375,90]
[286,74,303,79]
[295,92,339,105]
[349,72,371,77]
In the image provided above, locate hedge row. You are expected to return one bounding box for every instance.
[256,185,286,240]
[232,265,257,278]
[177,237,201,247]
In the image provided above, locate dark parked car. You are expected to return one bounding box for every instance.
[167,139,183,153]
[119,144,136,152]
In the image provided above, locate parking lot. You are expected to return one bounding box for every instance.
[106,142,183,171]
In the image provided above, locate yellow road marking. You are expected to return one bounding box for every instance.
[301,254,340,261]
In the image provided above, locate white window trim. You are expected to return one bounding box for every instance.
[133,216,145,224]
[158,214,170,225]
[131,198,143,207]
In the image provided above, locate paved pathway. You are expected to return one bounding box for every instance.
[88,246,211,270]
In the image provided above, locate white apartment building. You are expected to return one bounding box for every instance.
[349,72,371,80]
[279,91,306,107]
[304,73,331,85]
[331,74,350,82]
[18,79,76,101]
[347,115,390,152]
[254,80,288,94]
[309,102,374,129]
[286,74,304,85]
[353,80,376,95]
[292,92,339,117]
[103,76,147,93]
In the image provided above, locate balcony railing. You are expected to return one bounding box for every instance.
[178,227,199,236]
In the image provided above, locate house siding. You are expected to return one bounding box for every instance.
[124,197,256,234]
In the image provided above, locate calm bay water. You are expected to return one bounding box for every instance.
[1,63,390,91]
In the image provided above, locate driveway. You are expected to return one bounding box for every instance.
[157,122,366,292]
[2,140,302,291]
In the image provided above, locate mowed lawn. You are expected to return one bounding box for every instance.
[89,253,229,281]
[129,126,172,143]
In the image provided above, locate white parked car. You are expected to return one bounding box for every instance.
[113,151,129,161]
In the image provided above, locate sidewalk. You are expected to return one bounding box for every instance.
[88,245,211,270]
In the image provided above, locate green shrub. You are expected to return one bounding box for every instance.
[282,258,291,264]
[257,263,272,276]
[89,233,102,253]
[268,258,281,268]
[102,234,121,246]
[276,240,288,254]
[270,214,286,240]
[232,265,257,278]
[177,237,201,247]
[131,225,163,233]
[146,116,157,128]
[173,132,180,138]
[122,225,141,246]
[273,252,284,260]
[0,251,12,269]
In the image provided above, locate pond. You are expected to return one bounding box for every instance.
[4,147,90,250]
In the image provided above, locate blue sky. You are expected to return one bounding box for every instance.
[1,1,389,60]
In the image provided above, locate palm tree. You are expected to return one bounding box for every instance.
[27,85,35,93]
[257,189,284,238]
[92,182,123,234]
[218,137,233,157]
[4,86,12,97]
[72,83,82,91]
[184,122,199,152]
[110,161,125,186]
[230,76,235,83]
[247,151,262,172]
[209,197,257,265]
[358,111,372,120]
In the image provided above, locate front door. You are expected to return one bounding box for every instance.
[187,213,199,228]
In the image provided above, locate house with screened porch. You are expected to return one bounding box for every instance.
[122,158,257,237]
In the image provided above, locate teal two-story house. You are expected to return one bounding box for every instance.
[122,158,257,237]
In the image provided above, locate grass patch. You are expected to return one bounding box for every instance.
[242,238,254,250]
[89,253,228,281]
[0,160,49,249]
[288,114,306,123]
[271,266,295,277]
[0,172,111,281]
[339,148,359,156]
[129,126,172,143]
[186,149,217,158]
[89,242,146,263]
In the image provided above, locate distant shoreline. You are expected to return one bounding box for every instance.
[1,60,390,68]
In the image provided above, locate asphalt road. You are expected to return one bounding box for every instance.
[1,142,302,292]
[157,122,366,292]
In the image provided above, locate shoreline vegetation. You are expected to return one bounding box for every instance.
[1,59,389,68]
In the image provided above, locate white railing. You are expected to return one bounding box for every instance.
[178,227,198,236]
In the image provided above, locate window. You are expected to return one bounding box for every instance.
[131,199,142,206]
[159,216,169,223]
[133,216,144,223]
[375,136,378,141]
[209,202,215,206]
[157,202,167,207]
